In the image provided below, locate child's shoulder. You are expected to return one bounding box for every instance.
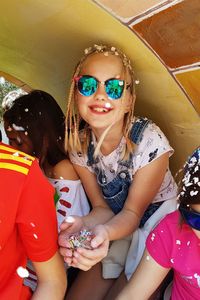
[163,209,180,223]
[130,117,150,143]
[131,116,172,153]
[130,116,161,144]
[132,116,162,130]
[51,159,79,181]
[0,142,35,176]
[156,210,180,231]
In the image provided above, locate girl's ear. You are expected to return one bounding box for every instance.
[124,93,136,113]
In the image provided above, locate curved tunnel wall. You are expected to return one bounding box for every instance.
[0,0,199,173]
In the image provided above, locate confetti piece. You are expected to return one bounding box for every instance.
[105,102,111,108]
[151,233,155,241]
[17,267,29,278]
[12,124,25,131]
[13,152,19,156]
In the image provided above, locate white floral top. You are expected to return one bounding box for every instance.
[48,178,90,230]
[70,121,177,203]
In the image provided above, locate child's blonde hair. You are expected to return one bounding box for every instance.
[65,44,137,159]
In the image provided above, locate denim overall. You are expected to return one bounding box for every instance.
[87,117,164,227]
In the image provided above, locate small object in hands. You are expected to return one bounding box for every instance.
[68,229,94,250]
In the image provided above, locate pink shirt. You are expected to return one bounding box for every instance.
[146,210,200,300]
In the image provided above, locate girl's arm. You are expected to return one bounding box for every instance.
[73,163,115,226]
[31,252,67,300]
[68,152,168,234]
[58,164,113,268]
[59,153,169,269]
[104,152,169,240]
[116,249,170,300]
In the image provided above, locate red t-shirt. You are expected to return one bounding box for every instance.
[0,143,58,300]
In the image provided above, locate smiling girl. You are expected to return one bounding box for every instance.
[59,44,178,299]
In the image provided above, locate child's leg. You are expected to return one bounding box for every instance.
[102,237,131,280]
[104,272,127,300]
[65,262,114,300]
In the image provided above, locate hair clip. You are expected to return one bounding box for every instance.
[2,89,28,111]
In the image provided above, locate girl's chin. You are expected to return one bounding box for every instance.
[89,123,111,133]
[90,124,109,131]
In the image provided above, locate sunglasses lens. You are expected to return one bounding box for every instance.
[180,207,200,231]
[76,76,125,99]
[106,79,124,99]
[77,76,97,96]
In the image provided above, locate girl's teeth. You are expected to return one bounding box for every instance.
[93,107,107,112]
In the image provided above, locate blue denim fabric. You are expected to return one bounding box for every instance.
[96,166,132,214]
[87,117,162,225]
[139,201,164,227]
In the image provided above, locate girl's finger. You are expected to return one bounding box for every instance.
[71,255,97,271]
[76,241,109,259]
[59,246,73,257]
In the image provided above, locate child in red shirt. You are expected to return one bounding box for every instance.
[0,140,67,299]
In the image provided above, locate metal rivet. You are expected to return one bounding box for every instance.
[120,172,126,179]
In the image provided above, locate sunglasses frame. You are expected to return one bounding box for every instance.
[179,204,200,231]
[74,75,130,100]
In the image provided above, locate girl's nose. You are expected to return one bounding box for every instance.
[95,82,106,101]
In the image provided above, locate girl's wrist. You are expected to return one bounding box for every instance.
[103,224,111,241]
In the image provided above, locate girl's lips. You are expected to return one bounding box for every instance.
[89,105,113,114]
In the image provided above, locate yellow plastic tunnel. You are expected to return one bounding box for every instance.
[0,0,199,173]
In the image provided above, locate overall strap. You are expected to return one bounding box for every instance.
[87,117,151,166]
[87,131,96,166]
[130,117,151,145]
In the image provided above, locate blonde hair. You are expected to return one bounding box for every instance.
[65,44,137,160]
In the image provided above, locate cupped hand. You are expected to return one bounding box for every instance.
[58,215,84,260]
[66,224,110,271]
